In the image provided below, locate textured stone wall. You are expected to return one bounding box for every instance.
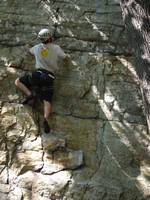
[0,0,150,200]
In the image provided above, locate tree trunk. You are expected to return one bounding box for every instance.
[120,0,150,132]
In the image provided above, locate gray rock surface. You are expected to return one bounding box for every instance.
[0,0,150,199]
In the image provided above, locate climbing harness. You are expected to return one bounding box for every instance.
[36,68,55,80]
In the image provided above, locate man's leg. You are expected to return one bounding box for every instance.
[43,100,52,120]
[15,77,36,105]
[40,73,54,133]
[43,100,52,133]
[15,78,31,96]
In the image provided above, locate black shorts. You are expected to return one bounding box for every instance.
[19,70,55,102]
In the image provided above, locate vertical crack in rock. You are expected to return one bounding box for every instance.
[0,132,11,184]
[97,121,106,169]
[0,0,149,199]
[8,126,27,170]
[5,136,10,184]
[31,107,41,136]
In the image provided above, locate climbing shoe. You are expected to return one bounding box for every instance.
[43,119,50,133]
[21,94,36,106]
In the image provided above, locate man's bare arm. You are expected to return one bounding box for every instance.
[24,44,34,56]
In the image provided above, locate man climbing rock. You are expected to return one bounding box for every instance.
[15,28,70,133]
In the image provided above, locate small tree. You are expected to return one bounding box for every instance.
[120,0,150,132]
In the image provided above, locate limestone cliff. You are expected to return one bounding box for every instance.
[0,0,150,200]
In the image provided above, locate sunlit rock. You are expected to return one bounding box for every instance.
[41,133,66,152]
[0,183,10,200]
[15,171,36,189]
[8,94,19,101]
[1,115,17,129]
[12,171,71,200]
[32,171,71,200]
[1,103,16,115]
[0,0,149,199]
[41,149,83,174]
[8,187,23,200]
[11,151,43,175]
[0,151,6,165]
[53,150,83,169]
[0,167,17,185]
[22,136,42,151]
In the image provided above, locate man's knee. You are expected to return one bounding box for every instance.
[44,100,51,108]
[15,78,20,87]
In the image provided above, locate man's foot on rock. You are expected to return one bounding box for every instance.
[43,119,50,133]
[22,94,36,106]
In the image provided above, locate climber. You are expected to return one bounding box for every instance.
[15,28,70,133]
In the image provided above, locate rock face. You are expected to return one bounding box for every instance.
[0,0,150,200]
